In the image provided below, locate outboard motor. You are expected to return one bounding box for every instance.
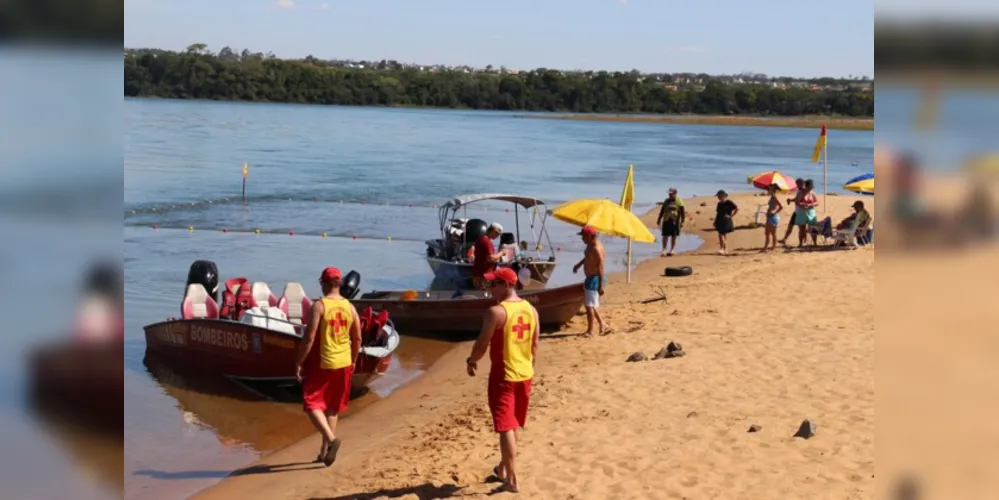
[340,270,361,299]
[186,260,219,303]
[463,218,489,243]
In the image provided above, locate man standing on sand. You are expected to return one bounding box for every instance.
[472,222,508,289]
[572,225,607,336]
[294,267,362,467]
[466,267,540,494]
[656,187,685,257]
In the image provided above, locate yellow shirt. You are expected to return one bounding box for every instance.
[495,300,537,382]
[318,297,354,370]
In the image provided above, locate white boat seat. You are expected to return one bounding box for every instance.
[238,306,297,335]
[251,282,279,308]
[278,282,313,325]
[181,284,220,319]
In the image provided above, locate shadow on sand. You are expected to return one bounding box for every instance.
[310,482,463,500]
[133,461,325,481]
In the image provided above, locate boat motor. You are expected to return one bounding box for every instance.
[463,218,489,243]
[340,270,361,299]
[186,260,220,304]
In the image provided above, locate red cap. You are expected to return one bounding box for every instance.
[578,225,597,237]
[483,267,518,285]
[319,267,342,282]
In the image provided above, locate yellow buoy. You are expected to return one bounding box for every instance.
[387,236,392,242]
[322,233,327,239]
[255,229,260,234]
[188,226,193,231]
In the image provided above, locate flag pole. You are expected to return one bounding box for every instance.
[823,136,828,214]
[626,239,632,284]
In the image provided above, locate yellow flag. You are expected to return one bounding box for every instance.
[811,124,827,163]
[242,162,249,179]
[619,164,635,211]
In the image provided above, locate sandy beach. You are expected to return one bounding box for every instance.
[194,191,874,500]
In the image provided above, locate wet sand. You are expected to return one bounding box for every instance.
[194,191,875,499]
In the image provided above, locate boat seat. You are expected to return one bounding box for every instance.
[181,283,220,320]
[278,282,313,325]
[251,282,279,308]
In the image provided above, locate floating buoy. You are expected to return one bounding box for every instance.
[387,236,392,241]
[322,233,327,239]
[222,228,228,233]
[556,247,561,252]
[152,225,158,230]
[255,229,260,235]
[409,204,413,208]
[352,235,357,240]
[289,230,295,236]
[188,226,194,231]
[505,209,510,213]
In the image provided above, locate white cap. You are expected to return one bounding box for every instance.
[489,222,504,233]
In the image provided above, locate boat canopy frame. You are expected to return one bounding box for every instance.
[436,193,556,260]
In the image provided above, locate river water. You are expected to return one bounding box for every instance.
[123,99,874,498]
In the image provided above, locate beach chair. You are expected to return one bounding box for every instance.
[830,215,865,249]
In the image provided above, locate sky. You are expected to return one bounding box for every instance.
[124,0,874,78]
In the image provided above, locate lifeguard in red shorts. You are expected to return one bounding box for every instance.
[466,267,539,493]
[294,267,361,467]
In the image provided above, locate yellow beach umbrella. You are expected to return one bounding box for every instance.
[843,177,875,195]
[549,198,655,243]
[966,154,999,174]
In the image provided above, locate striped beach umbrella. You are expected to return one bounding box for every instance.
[844,172,874,185]
[844,175,875,195]
[747,171,797,192]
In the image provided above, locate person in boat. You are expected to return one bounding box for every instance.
[293,267,362,467]
[472,222,508,289]
[572,225,607,336]
[465,267,540,494]
[656,187,685,257]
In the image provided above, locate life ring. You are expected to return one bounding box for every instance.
[664,266,693,277]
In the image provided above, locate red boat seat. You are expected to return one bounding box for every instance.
[359,307,389,347]
[251,282,279,308]
[278,282,313,325]
[181,284,220,320]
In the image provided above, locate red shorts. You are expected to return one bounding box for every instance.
[302,365,352,413]
[488,377,532,433]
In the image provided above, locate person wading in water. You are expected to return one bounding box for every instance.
[294,267,362,467]
[466,267,540,494]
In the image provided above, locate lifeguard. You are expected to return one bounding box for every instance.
[294,267,362,467]
[465,267,539,493]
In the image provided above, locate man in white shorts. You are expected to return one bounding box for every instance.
[571,226,607,336]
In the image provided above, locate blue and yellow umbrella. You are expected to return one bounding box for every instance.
[843,173,874,195]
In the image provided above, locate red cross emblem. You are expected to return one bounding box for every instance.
[511,315,532,341]
[328,312,348,336]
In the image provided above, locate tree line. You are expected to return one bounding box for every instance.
[124,46,874,117]
[876,22,999,71]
